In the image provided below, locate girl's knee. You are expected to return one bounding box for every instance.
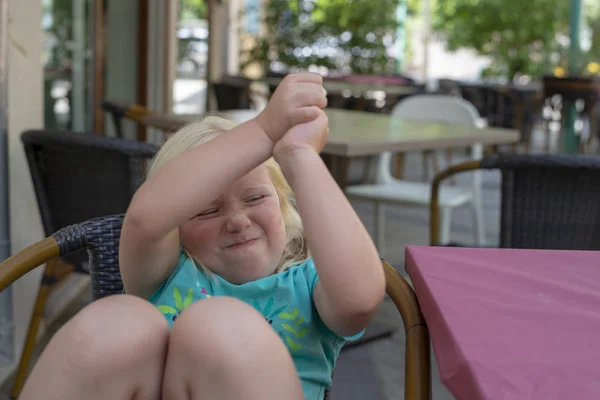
[170,296,280,364]
[53,294,169,374]
[163,297,302,399]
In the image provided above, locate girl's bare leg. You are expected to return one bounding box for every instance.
[19,294,169,400]
[162,297,304,400]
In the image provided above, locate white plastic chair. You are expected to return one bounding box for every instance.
[345,95,486,255]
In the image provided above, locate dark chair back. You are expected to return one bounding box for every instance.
[21,130,159,270]
[52,214,125,299]
[460,85,488,117]
[481,154,600,250]
[213,76,253,110]
[436,79,461,96]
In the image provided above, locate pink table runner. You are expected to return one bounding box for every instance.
[405,246,600,400]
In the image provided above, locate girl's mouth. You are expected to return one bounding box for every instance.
[226,238,258,249]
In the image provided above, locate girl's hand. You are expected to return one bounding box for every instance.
[273,110,329,161]
[256,73,327,144]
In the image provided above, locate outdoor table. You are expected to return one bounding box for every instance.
[262,76,420,97]
[406,245,600,400]
[322,109,519,188]
[129,108,520,188]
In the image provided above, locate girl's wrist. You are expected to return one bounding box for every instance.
[274,145,315,164]
[242,118,276,153]
[274,147,320,184]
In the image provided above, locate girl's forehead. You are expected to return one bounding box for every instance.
[208,166,274,205]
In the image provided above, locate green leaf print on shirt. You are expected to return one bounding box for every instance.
[281,323,308,338]
[252,300,309,354]
[156,287,195,322]
[252,297,286,325]
[278,308,307,353]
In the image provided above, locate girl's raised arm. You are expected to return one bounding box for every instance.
[119,73,327,299]
[274,113,385,337]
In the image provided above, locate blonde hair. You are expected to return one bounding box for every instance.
[147,115,309,274]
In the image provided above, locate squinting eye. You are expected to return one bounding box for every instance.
[198,208,219,217]
[247,195,265,203]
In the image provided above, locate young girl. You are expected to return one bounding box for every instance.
[19,72,385,400]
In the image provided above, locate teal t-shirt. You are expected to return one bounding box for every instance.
[148,250,362,400]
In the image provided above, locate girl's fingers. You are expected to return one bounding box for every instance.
[292,84,328,109]
[292,72,323,85]
[288,106,322,127]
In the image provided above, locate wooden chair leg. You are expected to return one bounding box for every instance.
[10,259,62,399]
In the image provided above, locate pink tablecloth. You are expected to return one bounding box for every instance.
[405,246,600,400]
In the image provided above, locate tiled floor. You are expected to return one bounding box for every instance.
[1,149,509,399]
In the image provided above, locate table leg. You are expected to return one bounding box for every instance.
[361,156,375,183]
[334,156,350,189]
[392,153,405,179]
[321,153,333,171]
[357,97,366,111]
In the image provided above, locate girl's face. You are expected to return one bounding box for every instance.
[180,165,287,285]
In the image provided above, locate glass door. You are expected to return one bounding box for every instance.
[173,0,208,115]
[42,0,92,131]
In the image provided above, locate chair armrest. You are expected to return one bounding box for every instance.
[0,237,59,292]
[383,260,431,400]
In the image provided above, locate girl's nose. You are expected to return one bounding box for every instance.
[225,211,251,233]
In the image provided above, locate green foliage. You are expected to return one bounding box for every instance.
[406,0,419,15]
[45,0,75,68]
[180,0,207,20]
[177,0,208,72]
[241,0,400,75]
[433,0,572,79]
[585,1,600,62]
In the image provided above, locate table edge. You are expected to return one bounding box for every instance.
[323,130,520,157]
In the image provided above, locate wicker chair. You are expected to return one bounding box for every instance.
[0,214,431,400]
[11,131,158,399]
[430,154,600,249]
